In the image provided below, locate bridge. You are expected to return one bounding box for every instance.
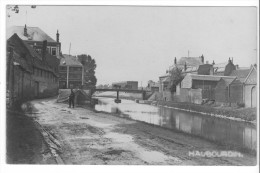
[91,88,147,103]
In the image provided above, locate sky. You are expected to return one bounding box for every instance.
[6,6,257,86]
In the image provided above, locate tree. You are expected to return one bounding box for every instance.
[7,5,36,18]
[168,67,184,93]
[77,54,97,88]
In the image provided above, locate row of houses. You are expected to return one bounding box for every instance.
[6,25,87,107]
[158,55,257,108]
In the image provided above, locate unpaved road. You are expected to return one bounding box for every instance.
[26,98,256,165]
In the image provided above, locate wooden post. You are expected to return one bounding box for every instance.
[117,90,119,100]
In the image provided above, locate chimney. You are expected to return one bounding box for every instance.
[56,30,60,42]
[184,62,187,71]
[228,57,231,63]
[24,24,27,36]
[200,54,204,64]
[212,60,215,65]
[42,40,47,62]
[174,57,177,65]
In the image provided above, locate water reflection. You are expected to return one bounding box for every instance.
[95,98,256,151]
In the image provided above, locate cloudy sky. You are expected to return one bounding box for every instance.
[6,6,257,86]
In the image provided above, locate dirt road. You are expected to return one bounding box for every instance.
[25,98,256,165]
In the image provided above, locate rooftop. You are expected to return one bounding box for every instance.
[229,68,251,82]
[60,54,83,66]
[189,74,236,81]
[7,26,56,42]
[177,57,203,67]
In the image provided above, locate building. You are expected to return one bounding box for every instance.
[7,33,59,107]
[179,74,236,103]
[158,55,206,101]
[147,80,159,92]
[59,54,84,89]
[213,58,237,76]
[229,65,257,107]
[7,25,61,58]
[112,81,138,90]
[215,77,238,105]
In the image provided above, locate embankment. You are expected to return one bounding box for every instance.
[139,100,256,122]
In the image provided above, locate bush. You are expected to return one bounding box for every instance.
[237,102,245,108]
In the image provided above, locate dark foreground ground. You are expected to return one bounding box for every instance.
[6,98,256,165]
[6,110,56,164]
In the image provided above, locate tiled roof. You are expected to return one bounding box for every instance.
[12,51,32,72]
[8,34,59,76]
[213,62,228,73]
[229,68,251,82]
[221,78,237,85]
[60,54,83,66]
[178,57,203,67]
[189,74,236,81]
[7,26,56,42]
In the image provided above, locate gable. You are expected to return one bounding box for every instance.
[245,67,257,84]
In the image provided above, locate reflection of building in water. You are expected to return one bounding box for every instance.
[244,127,257,150]
[191,116,202,135]
[95,98,256,151]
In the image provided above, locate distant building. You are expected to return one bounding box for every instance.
[158,55,205,101]
[7,25,61,58]
[213,58,236,76]
[147,80,159,92]
[59,54,84,89]
[169,55,205,75]
[7,33,59,106]
[112,81,138,90]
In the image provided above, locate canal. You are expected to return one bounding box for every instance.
[95,97,256,152]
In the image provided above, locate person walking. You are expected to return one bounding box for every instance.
[69,89,75,108]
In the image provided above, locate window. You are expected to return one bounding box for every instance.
[51,47,57,56]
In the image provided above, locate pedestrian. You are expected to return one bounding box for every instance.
[69,89,75,108]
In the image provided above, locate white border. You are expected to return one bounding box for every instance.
[0,1,259,173]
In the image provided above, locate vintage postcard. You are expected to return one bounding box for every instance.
[1,1,259,173]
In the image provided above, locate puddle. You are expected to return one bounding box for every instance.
[105,132,182,164]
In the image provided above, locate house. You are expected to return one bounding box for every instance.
[7,25,61,58]
[112,81,138,90]
[213,58,237,76]
[169,55,205,75]
[179,74,236,103]
[59,54,84,89]
[7,33,59,107]
[147,80,159,92]
[229,65,257,107]
[158,55,206,101]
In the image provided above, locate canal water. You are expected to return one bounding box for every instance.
[94,97,257,151]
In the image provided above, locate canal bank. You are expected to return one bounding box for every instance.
[136,100,257,122]
[95,97,257,153]
[21,98,256,165]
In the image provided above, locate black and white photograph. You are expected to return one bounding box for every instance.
[0,0,259,172]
